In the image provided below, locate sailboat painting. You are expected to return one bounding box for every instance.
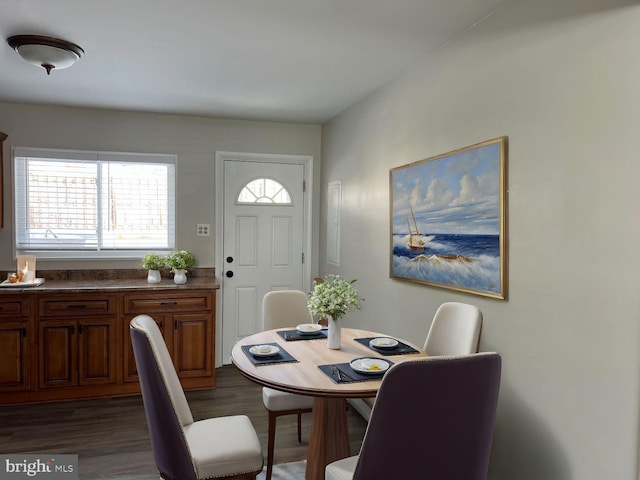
[389,137,507,299]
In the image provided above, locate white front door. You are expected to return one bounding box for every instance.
[220,158,306,362]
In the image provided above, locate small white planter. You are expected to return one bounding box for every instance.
[173,269,188,285]
[147,269,161,284]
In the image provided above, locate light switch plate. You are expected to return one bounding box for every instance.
[196,224,210,236]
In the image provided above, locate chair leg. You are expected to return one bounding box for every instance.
[297,412,302,443]
[266,410,277,480]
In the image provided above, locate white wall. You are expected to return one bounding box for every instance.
[321,1,640,478]
[0,103,321,274]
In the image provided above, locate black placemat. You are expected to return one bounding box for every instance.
[354,337,420,356]
[241,343,298,366]
[277,329,328,341]
[318,360,393,384]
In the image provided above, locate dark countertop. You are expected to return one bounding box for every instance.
[0,269,219,294]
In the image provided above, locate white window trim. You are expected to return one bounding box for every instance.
[12,146,177,260]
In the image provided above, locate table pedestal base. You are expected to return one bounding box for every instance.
[305,397,351,480]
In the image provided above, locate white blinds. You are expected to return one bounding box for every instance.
[14,148,176,255]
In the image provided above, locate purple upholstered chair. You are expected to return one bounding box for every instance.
[130,315,263,480]
[326,352,501,480]
[350,302,484,420]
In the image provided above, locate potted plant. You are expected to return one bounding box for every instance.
[141,253,166,284]
[166,250,196,284]
[308,274,362,349]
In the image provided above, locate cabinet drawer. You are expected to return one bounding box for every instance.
[39,296,115,317]
[124,292,213,314]
[0,298,29,317]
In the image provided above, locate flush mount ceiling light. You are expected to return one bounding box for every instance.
[7,34,84,75]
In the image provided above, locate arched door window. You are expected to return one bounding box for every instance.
[237,178,292,204]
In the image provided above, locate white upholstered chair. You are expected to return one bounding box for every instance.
[326,353,502,480]
[349,301,483,420]
[261,290,315,480]
[423,301,483,355]
[130,315,263,480]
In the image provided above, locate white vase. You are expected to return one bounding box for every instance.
[326,315,341,349]
[147,269,161,284]
[173,269,187,285]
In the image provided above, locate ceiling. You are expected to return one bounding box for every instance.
[0,0,507,124]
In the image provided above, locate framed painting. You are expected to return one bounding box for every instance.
[389,137,507,299]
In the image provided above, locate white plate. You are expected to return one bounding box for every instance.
[0,278,45,288]
[249,345,281,357]
[350,357,390,374]
[369,337,399,349]
[296,323,323,335]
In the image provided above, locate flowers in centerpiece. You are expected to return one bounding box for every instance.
[307,274,363,321]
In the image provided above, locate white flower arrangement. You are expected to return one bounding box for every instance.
[307,274,362,321]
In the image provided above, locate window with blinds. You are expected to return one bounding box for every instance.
[13,147,176,258]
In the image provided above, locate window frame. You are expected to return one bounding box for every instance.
[12,146,177,260]
[236,176,294,205]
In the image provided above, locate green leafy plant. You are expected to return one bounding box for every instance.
[165,250,196,272]
[307,274,363,321]
[141,253,165,271]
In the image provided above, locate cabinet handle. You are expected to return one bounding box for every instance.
[22,327,27,338]
[161,301,177,306]
[174,320,178,330]
[0,306,3,311]
[78,325,83,334]
[70,325,75,335]
[68,304,87,309]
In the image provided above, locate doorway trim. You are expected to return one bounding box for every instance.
[214,151,314,365]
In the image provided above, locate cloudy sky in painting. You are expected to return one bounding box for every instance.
[391,140,503,235]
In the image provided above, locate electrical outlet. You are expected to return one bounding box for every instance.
[196,224,210,236]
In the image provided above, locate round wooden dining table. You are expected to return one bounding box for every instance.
[231,327,427,480]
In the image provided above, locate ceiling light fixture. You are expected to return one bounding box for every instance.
[7,34,84,75]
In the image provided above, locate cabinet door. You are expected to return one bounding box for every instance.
[172,313,213,378]
[0,322,30,391]
[78,318,117,386]
[122,315,171,383]
[39,321,77,389]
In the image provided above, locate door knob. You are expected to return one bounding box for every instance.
[226,256,234,263]
[225,270,234,278]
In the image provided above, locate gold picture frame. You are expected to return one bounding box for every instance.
[389,137,508,299]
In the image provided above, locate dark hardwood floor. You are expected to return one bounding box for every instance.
[0,366,367,479]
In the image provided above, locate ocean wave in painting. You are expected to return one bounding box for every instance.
[391,234,501,294]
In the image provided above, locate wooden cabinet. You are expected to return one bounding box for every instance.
[0,296,30,392]
[0,283,217,404]
[123,291,214,387]
[37,295,117,389]
[172,313,213,379]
